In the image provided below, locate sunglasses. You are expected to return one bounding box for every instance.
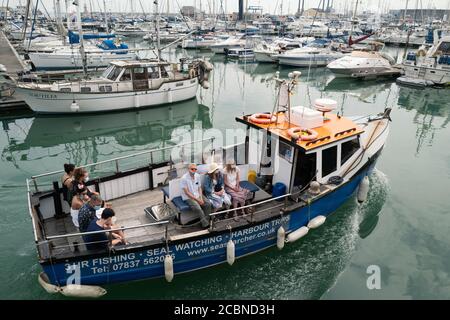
[189,167,198,171]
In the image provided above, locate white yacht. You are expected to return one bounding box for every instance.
[226,48,255,61]
[327,44,396,76]
[27,39,138,70]
[15,59,212,113]
[397,31,450,87]
[254,37,314,63]
[276,45,345,67]
[114,25,149,37]
[210,34,245,54]
[181,35,216,49]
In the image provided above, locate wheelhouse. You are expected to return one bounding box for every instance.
[236,109,365,194]
[52,60,193,93]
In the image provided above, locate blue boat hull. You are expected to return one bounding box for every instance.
[43,162,376,286]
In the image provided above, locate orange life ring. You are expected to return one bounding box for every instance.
[288,127,319,141]
[249,113,277,124]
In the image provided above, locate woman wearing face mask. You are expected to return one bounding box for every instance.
[72,167,93,198]
[224,159,249,217]
[70,185,89,229]
[61,163,75,205]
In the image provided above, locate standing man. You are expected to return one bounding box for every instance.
[180,163,211,228]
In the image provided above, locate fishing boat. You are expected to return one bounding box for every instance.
[15,58,213,113]
[28,72,392,297]
[397,31,450,87]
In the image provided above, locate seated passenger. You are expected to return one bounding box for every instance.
[224,159,249,216]
[78,193,103,233]
[71,167,93,198]
[180,163,211,228]
[70,185,89,229]
[61,163,75,205]
[83,208,125,251]
[204,163,231,213]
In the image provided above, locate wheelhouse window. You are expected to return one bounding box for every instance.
[148,66,159,79]
[293,151,317,189]
[279,140,293,163]
[133,67,148,81]
[341,137,360,165]
[437,41,450,55]
[321,145,337,177]
[120,69,131,81]
[160,65,169,78]
[106,66,122,81]
[101,65,114,78]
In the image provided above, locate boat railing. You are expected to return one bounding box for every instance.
[37,220,170,260]
[208,193,292,229]
[29,137,216,192]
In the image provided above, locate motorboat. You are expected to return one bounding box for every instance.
[26,39,138,70]
[210,34,245,54]
[15,58,213,113]
[327,44,396,77]
[226,48,255,61]
[397,30,450,87]
[276,46,345,67]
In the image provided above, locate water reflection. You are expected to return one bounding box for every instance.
[324,77,394,103]
[357,170,389,239]
[1,101,212,167]
[397,86,450,155]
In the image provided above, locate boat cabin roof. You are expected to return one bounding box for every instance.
[110,59,171,68]
[237,111,364,152]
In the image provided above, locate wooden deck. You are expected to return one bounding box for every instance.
[39,175,285,262]
[42,183,276,259]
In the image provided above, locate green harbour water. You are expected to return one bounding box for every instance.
[0,46,449,299]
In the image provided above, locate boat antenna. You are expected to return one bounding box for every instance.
[74,0,88,78]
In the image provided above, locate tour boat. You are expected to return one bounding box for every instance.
[15,59,213,113]
[28,72,392,297]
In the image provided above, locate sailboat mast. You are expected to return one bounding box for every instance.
[75,0,87,77]
[21,0,31,42]
[349,0,359,45]
[155,0,161,60]
[103,0,108,33]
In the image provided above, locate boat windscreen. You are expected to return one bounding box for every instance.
[107,67,123,81]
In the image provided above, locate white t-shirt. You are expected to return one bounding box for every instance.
[180,172,202,201]
[224,167,240,188]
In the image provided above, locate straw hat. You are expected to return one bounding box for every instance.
[208,162,220,174]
